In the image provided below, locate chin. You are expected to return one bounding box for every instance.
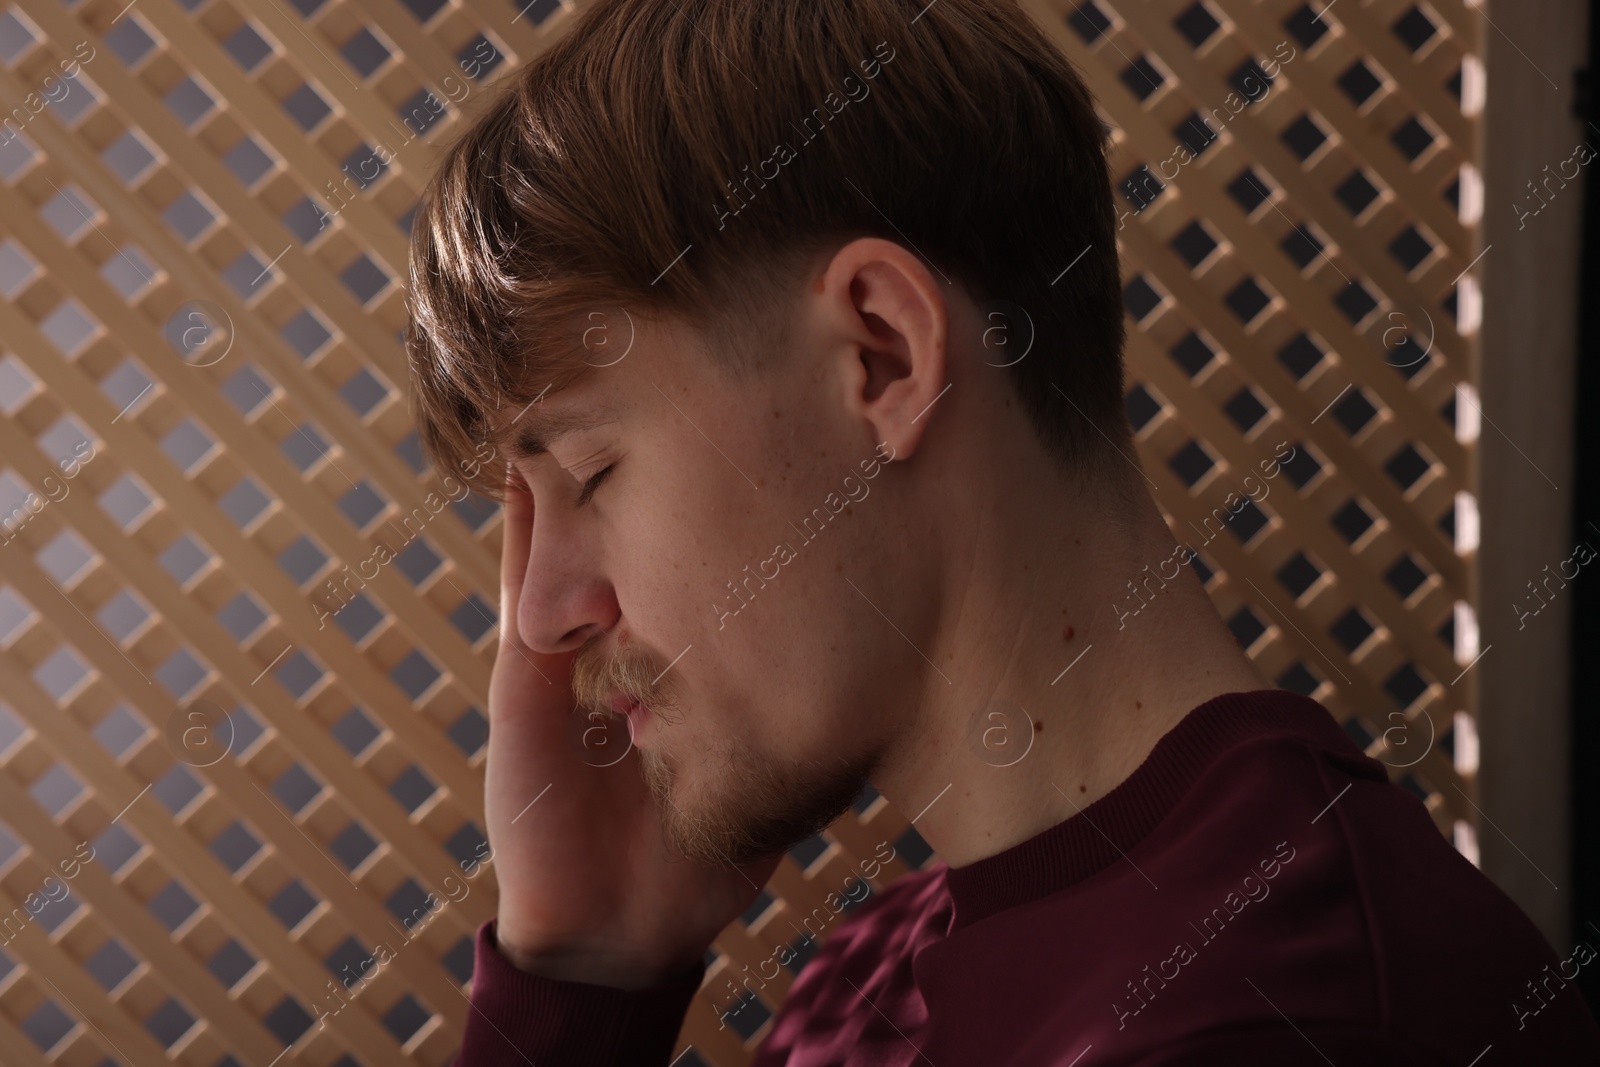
[640,740,879,869]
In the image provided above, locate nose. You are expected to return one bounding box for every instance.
[516,503,619,654]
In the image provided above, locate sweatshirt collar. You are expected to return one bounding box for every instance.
[940,689,1353,932]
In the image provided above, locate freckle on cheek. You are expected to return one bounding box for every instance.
[1063,625,1075,641]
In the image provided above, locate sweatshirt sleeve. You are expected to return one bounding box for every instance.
[453,919,706,1066]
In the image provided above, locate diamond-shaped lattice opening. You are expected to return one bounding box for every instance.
[1121,55,1165,102]
[341,254,391,304]
[1389,225,1435,272]
[1227,168,1271,214]
[382,993,434,1043]
[1386,555,1431,600]
[1393,5,1439,52]
[162,190,216,241]
[331,593,386,643]
[1223,388,1268,433]
[332,706,382,757]
[278,534,329,586]
[1067,1,1112,44]
[274,649,326,700]
[1228,59,1274,104]
[395,538,443,585]
[1173,112,1217,157]
[1338,60,1384,107]
[1167,440,1215,488]
[87,938,141,991]
[1391,117,1436,162]
[450,593,496,643]
[1224,277,1271,324]
[1279,443,1322,489]
[391,649,442,700]
[283,83,332,131]
[1284,3,1329,48]
[1276,661,1322,697]
[398,87,450,137]
[389,765,438,813]
[1386,443,1433,491]
[1124,275,1163,321]
[34,645,90,701]
[92,822,144,873]
[448,708,489,757]
[164,76,215,127]
[31,764,85,817]
[148,879,201,932]
[222,364,274,414]
[209,939,257,989]
[103,129,157,183]
[97,589,150,642]
[282,308,333,360]
[21,1000,75,1054]
[340,27,392,77]
[220,478,273,528]
[223,135,274,186]
[1228,606,1268,650]
[1173,2,1221,48]
[152,763,204,814]
[1276,552,1322,599]
[1330,607,1376,653]
[224,23,274,70]
[1281,224,1324,270]
[217,591,269,642]
[1334,280,1379,324]
[1170,221,1218,269]
[264,997,315,1045]
[445,821,488,870]
[1331,499,1382,543]
[93,704,149,758]
[329,820,379,870]
[1119,165,1166,212]
[1385,662,1430,709]
[1332,388,1379,436]
[1280,113,1329,162]
[210,821,263,873]
[1335,170,1381,215]
[273,763,324,814]
[388,878,442,931]
[145,997,196,1048]
[1125,383,1163,432]
[340,367,391,417]
[269,879,320,930]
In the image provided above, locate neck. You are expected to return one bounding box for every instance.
[869,466,1268,868]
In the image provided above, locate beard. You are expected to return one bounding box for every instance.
[571,636,878,867]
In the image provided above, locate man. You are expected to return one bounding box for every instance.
[402,0,1600,1062]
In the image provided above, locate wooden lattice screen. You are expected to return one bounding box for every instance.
[0,0,1485,1063]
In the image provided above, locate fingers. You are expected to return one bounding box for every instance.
[499,464,534,648]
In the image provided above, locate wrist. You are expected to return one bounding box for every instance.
[491,921,702,991]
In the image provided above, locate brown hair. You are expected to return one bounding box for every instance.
[404,0,1130,498]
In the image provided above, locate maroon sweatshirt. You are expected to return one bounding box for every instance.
[455,689,1600,1064]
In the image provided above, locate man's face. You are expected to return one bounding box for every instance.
[503,308,929,867]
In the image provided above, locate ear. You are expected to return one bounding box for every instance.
[813,237,948,461]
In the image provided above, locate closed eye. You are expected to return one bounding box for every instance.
[575,463,614,507]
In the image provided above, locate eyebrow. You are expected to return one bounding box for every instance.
[499,406,617,460]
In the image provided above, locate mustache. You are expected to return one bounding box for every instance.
[570,638,683,724]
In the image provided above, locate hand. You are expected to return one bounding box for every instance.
[484,466,780,989]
